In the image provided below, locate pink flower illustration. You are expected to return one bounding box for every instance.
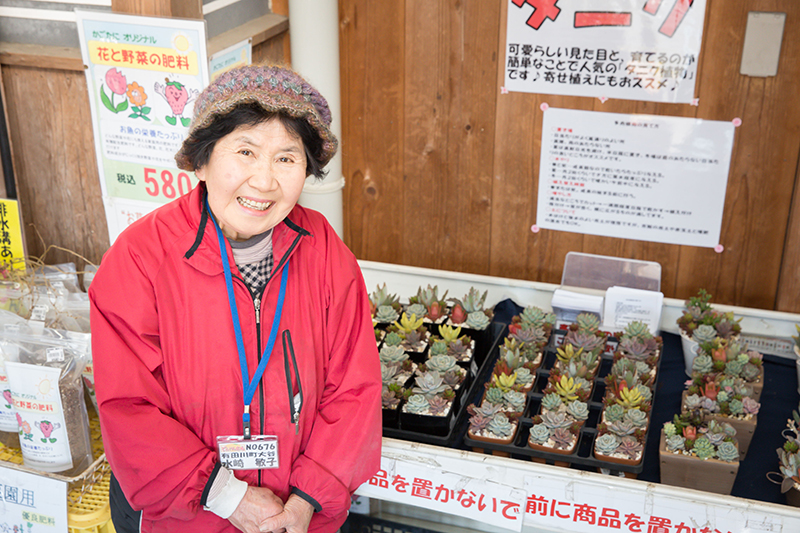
[105,68,127,95]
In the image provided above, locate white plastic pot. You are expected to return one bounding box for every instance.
[298,176,346,238]
[680,331,699,377]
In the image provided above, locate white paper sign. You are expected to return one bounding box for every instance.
[0,465,68,530]
[537,108,735,248]
[602,286,663,333]
[210,39,252,82]
[358,456,526,532]
[505,0,707,103]
[523,474,790,533]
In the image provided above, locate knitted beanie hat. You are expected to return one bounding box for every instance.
[175,64,337,171]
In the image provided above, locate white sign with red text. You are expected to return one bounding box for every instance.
[357,456,526,532]
[505,0,707,103]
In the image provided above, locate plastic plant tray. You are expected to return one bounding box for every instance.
[462,330,663,475]
[383,322,507,447]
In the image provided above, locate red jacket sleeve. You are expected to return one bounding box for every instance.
[89,240,216,522]
[288,227,382,521]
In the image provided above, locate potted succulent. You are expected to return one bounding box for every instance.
[594,403,648,468]
[370,283,401,327]
[429,324,474,364]
[676,289,742,375]
[379,336,417,383]
[447,288,494,354]
[381,383,405,427]
[466,403,519,456]
[407,285,449,326]
[419,354,468,394]
[399,370,456,436]
[553,342,601,381]
[659,413,740,495]
[770,405,800,506]
[389,312,429,358]
[615,320,662,367]
[528,409,582,462]
[693,339,764,401]
[482,372,528,416]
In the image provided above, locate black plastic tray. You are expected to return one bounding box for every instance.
[382,322,507,447]
[462,330,663,475]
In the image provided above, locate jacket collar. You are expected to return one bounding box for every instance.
[183,185,311,276]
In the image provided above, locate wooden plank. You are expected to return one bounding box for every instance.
[339,0,405,264]
[171,0,203,19]
[0,43,83,71]
[270,0,292,65]
[251,32,287,66]
[401,0,500,275]
[0,68,11,199]
[777,156,800,313]
[112,0,171,16]
[2,66,109,266]
[207,14,289,56]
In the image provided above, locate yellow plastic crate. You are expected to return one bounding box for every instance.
[0,411,115,532]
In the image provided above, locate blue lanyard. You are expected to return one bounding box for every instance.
[206,200,289,439]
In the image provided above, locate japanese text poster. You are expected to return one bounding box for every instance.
[209,39,252,82]
[0,199,25,270]
[76,11,209,243]
[0,465,67,531]
[506,0,707,103]
[536,108,735,248]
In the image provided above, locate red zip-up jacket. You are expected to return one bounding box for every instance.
[89,184,382,532]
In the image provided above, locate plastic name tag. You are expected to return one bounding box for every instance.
[216,435,278,470]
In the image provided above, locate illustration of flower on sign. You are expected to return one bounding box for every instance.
[126,82,152,121]
[16,413,33,441]
[35,419,61,443]
[154,78,198,127]
[101,68,129,114]
[2,389,11,409]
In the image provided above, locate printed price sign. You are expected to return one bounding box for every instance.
[76,11,208,243]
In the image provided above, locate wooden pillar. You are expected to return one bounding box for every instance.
[111,0,202,18]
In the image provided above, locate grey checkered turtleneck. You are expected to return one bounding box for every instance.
[229,230,273,294]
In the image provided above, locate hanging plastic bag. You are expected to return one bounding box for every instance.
[1,325,92,476]
[0,310,29,448]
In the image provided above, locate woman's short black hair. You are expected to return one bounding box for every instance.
[179,102,327,178]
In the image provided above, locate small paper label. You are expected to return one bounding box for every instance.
[46,348,65,363]
[51,281,65,288]
[30,305,48,322]
[217,435,279,470]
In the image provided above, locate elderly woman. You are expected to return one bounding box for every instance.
[89,64,382,533]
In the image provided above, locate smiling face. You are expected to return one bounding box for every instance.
[196,119,307,241]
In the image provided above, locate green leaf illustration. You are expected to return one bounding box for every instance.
[166,116,177,125]
[142,115,151,121]
[141,106,151,114]
[116,100,129,113]
[100,85,115,113]
[129,113,138,119]
[180,117,191,127]
[41,438,47,442]
[49,438,57,443]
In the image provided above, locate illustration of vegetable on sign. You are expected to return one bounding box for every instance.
[35,420,60,443]
[154,78,198,126]
[2,389,11,409]
[101,68,129,114]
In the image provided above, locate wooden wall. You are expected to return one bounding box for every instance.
[340,0,800,313]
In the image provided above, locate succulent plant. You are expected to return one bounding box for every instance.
[595,433,620,455]
[514,367,534,388]
[728,398,744,415]
[446,338,470,360]
[604,404,625,423]
[692,324,717,345]
[716,441,738,462]
[405,394,430,414]
[715,314,742,339]
[429,340,448,357]
[379,345,408,365]
[551,428,574,450]
[427,354,458,374]
[491,371,518,392]
[406,303,427,322]
[441,370,464,389]
[665,435,686,452]
[541,393,563,412]
[465,311,491,330]
[411,371,450,398]
[384,331,404,347]
[684,393,703,410]
[555,343,583,366]
[375,305,400,324]
[618,337,658,361]
[606,420,636,437]
[381,362,401,383]
[566,401,589,421]
[618,436,643,460]
[519,306,554,330]
[510,326,547,352]
[624,408,648,428]
[438,324,462,343]
[741,362,760,382]
[564,330,605,355]
[382,385,401,409]
[499,338,525,369]
[449,304,467,325]
[615,386,645,410]
[693,436,715,460]
[370,284,400,312]
[724,359,745,377]
[555,375,580,402]
[455,288,488,314]
[504,390,526,413]
[575,312,601,333]
[485,387,505,405]
[621,321,653,342]
[427,396,451,416]
[470,402,504,419]
[395,312,425,334]
[487,413,515,438]
[529,423,551,445]
[468,413,491,434]
[743,397,760,415]
[634,384,652,402]
[541,411,572,430]
[410,285,448,312]
[692,354,714,374]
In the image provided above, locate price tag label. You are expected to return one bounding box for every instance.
[217,435,278,470]
[30,305,48,322]
[46,348,65,363]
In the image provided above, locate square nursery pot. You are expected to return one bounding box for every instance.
[382,405,401,428]
[658,431,739,495]
[786,484,800,507]
[593,441,644,469]
[528,433,579,467]
[399,403,456,437]
[708,413,756,460]
[467,423,518,458]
